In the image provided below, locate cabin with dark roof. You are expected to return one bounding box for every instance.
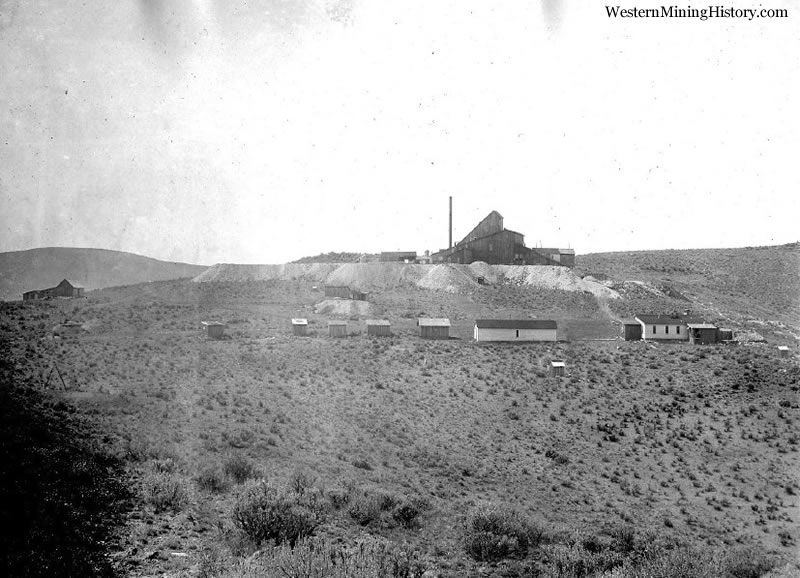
[473,319,557,342]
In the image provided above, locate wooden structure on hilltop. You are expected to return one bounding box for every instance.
[431,210,575,267]
[417,318,450,340]
[23,279,84,300]
[328,320,348,338]
[366,319,391,337]
[473,319,557,342]
[778,346,790,358]
[291,318,308,336]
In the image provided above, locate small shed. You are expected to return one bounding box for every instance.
[778,346,790,358]
[550,361,566,377]
[622,321,642,341]
[324,285,351,299]
[687,323,719,344]
[23,290,40,301]
[418,318,450,340]
[291,318,308,336]
[366,319,391,337]
[201,321,225,340]
[328,320,348,338]
[718,328,734,341]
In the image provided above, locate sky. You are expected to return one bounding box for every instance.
[1,0,798,265]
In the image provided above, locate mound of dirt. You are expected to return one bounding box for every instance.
[314,299,374,318]
[467,261,500,284]
[496,265,620,299]
[416,265,478,294]
[324,263,425,290]
[193,263,339,283]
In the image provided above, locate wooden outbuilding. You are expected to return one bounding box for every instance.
[718,328,734,341]
[201,321,225,340]
[366,319,391,337]
[350,289,370,301]
[550,361,566,377]
[687,323,719,344]
[328,320,348,338]
[473,319,557,342]
[291,318,308,336]
[622,320,642,341]
[778,346,790,358]
[417,318,450,340]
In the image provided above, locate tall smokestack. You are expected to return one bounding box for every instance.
[448,196,453,249]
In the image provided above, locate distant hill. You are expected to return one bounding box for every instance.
[0,247,208,301]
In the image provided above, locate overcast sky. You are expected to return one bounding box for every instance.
[1,0,797,265]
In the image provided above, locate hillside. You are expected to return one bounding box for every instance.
[577,244,800,335]
[0,247,208,301]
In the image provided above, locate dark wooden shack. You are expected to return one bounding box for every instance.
[366,319,391,337]
[417,318,450,340]
[687,323,719,344]
[328,320,347,338]
[623,321,642,341]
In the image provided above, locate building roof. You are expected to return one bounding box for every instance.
[417,318,451,327]
[686,323,717,329]
[366,319,390,326]
[291,318,308,325]
[559,249,575,255]
[201,321,225,327]
[635,314,689,325]
[61,279,84,288]
[475,319,557,330]
[550,361,566,367]
[777,346,790,351]
[328,320,347,326]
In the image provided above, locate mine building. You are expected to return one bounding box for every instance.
[417,318,451,340]
[431,209,575,267]
[366,319,391,336]
[23,279,84,300]
[380,251,417,263]
[473,319,558,342]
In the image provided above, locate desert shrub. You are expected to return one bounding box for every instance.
[722,547,777,578]
[348,493,382,526]
[289,469,316,495]
[224,453,258,484]
[327,486,350,509]
[464,504,544,561]
[392,500,421,528]
[196,464,230,494]
[239,536,427,578]
[232,480,325,547]
[142,470,189,513]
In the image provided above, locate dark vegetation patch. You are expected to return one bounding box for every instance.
[0,337,131,577]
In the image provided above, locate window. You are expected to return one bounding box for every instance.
[652,326,656,334]
[515,329,520,338]
[676,326,680,334]
[665,326,669,335]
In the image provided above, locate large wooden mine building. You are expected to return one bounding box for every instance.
[431,208,575,267]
